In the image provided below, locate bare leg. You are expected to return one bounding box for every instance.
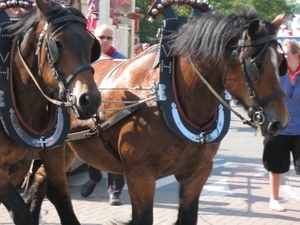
[269,172,285,212]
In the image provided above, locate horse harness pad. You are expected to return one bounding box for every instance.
[153,4,231,144]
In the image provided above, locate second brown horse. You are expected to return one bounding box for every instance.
[28,8,289,225]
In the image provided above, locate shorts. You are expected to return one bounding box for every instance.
[263,135,300,174]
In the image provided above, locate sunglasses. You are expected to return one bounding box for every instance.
[98,36,113,40]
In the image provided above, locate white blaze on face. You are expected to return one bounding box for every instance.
[269,47,280,81]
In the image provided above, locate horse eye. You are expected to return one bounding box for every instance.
[256,62,263,71]
[55,41,62,48]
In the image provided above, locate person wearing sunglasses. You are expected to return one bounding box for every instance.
[94,24,126,59]
[81,24,126,206]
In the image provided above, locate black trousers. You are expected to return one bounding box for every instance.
[88,165,125,196]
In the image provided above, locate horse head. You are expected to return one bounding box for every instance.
[169,11,289,137]
[14,0,101,120]
[223,14,289,136]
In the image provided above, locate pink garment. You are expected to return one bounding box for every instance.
[86,0,99,20]
[116,0,130,5]
[86,18,97,32]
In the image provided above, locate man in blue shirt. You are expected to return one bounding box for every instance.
[94,24,126,59]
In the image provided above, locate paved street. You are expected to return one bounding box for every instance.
[1,105,300,224]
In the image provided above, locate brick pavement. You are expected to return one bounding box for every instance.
[1,107,300,225]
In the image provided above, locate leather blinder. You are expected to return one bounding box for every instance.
[244,59,259,82]
[45,37,59,63]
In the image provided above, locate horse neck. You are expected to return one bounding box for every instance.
[175,56,224,127]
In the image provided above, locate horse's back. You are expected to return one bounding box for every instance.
[93,46,159,104]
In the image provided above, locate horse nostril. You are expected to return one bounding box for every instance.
[267,121,282,136]
[79,93,91,108]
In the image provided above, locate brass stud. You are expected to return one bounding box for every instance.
[157,3,163,9]
[0,2,6,8]
[11,0,17,6]
[148,17,155,23]
[151,8,158,15]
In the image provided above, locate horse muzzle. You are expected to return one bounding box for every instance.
[255,108,290,137]
[70,90,101,120]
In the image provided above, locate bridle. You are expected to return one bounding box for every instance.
[18,12,94,117]
[38,13,93,116]
[189,24,287,129]
[221,24,286,126]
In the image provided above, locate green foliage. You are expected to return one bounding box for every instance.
[135,0,296,44]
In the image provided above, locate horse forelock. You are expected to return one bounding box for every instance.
[169,11,260,70]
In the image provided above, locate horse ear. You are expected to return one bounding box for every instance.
[68,0,82,11]
[35,0,52,16]
[247,19,260,38]
[271,13,286,30]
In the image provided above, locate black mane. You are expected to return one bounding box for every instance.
[169,9,277,69]
[7,0,85,36]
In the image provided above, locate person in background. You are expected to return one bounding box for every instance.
[86,0,121,32]
[142,42,150,51]
[263,39,300,212]
[81,24,126,206]
[133,43,143,57]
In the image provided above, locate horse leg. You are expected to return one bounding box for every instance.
[126,174,156,225]
[27,145,77,225]
[174,150,217,225]
[26,164,48,225]
[38,145,80,225]
[0,170,33,225]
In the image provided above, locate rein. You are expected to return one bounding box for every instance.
[99,84,155,112]
[17,43,72,107]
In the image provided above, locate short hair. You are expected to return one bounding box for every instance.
[94,24,114,37]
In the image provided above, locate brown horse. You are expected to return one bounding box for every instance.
[28,5,290,225]
[0,0,101,224]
